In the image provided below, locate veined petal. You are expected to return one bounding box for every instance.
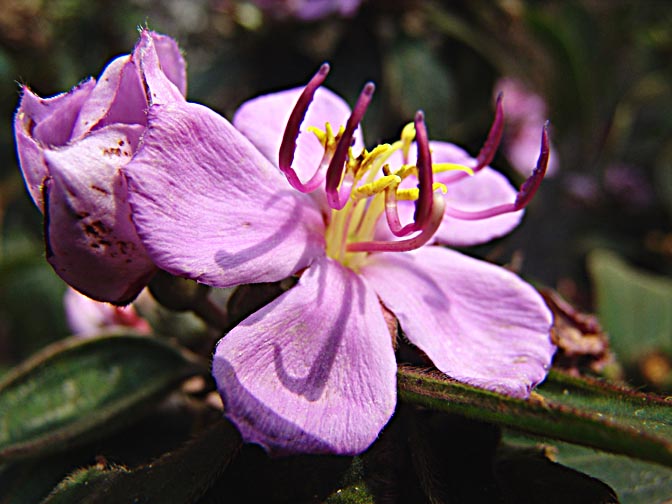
[233,86,365,182]
[43,124,156,304]
[213,256,397,455]
[361,247,554,398]
[71,55,147,138]
[388,141,523,246]
[125,102,326,287]
[135,29,186,105]
[149,31,187,97]
[14,80,97,209]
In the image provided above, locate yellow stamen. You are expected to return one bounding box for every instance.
[400,122,416,163]
[351,174,402,201]
[397,182,448,201]
[433,162,474,175]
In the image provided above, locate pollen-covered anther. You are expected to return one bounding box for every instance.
[400,122,416,164]
[396,182,447,201]
[351,174,402,201]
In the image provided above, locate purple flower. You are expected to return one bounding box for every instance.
[249,0,361,20]
[494,77,559,177]
[64,287,152,337]
[124,65,555,455]
[13,30,186,304]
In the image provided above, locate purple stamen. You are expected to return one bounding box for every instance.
[410,111,433,232]
[382,112,433,238]
[348,194,445,253]
[325,82,375,210]
[443,124,550,221]
[278,63,330,192]
[442,94,504,184]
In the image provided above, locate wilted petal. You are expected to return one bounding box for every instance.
[233,86,364,183]
[362,247,554,398]
[125,102,326,287]
[213,256,397,455]
[387,141,523,246]
[43,124,156,304]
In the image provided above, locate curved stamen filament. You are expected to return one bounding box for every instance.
[325,82,375,210]
[382,111,434,237]
[441,94,504,184]
[347,194,446,253]
[443,124,549,221]
[279,63,330,192]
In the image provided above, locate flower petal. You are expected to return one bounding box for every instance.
[43,124,156,304]
[149,31,187,97]
[213,256,397,455]
[361,247,554,398]
[14,80,97,209]
[233,86,364,182]
[125,101,326,287]
[387,141,523,246]
[70,55,148,138]
[135,29,186,105]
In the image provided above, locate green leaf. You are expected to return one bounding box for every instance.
[587,249,672,362]
[42,418,241,504]
[505,434,672,504]
[0,334,206,462]
[398,367,672,467]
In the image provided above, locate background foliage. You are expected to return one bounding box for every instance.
[1,0,671,502]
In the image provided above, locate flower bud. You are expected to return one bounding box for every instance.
[14,30,187,304]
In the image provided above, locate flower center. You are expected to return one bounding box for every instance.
[278,64,550,273]
[311,121,468,271]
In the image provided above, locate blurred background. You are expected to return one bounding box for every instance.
[1,0,671,389]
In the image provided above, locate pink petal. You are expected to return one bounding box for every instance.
[386,141,523,246]
[70,55,148,138]
[150,31,187,97]
[213,256,397,455]
[233,86,364,182]
[14,82,97,208]
[43,124,156,304]
[362,247,554,398]
[135,29,186,105]
[125,101,326,287]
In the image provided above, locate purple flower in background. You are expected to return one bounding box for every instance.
[125,64,555,455]
[13,29,186,304]
[249,0,361,20]
[64,287,151,337]
[495,77,559,177]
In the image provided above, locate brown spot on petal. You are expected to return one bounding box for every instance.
[102,147,122,156]
[91,185,110,195]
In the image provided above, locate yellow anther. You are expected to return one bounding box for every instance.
[396,182,447,201]
[400,122,416,163]
[352,174,401,200]
[306,125,327,146]
[397,188,419,201]
[392,163,417,180]
[432,163,474,176]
